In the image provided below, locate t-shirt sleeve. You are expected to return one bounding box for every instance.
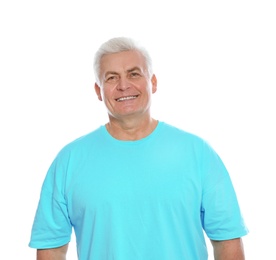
[29,154,72,249]
[200,141,249,240]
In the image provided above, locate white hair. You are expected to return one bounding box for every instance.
[93,37,153,84]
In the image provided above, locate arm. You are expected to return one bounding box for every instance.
[211,238,245,260]
[37,244,69,260]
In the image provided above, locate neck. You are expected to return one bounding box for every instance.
[105,116,158,141]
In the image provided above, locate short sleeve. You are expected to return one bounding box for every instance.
[200,142,248,240]
[29,155,72,249]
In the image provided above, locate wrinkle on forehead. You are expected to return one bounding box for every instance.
[100,50,148,78]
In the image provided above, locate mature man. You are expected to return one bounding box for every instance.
[29,37,248,259]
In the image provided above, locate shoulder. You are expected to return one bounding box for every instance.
[159,121,218,155]
[55,126,104,158]
[159,121,206,144]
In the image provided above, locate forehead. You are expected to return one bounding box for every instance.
[100,50,146,73]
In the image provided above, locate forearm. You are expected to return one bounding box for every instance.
[37,244,68,260]
[211,238,245,260]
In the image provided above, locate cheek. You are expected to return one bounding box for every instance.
[102,89,114,104]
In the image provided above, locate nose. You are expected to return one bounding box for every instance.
[116,77,131,91]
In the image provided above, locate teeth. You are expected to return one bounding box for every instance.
[116,95,137,102]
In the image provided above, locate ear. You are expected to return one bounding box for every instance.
[151,74,157,93]
[94,83,103,101]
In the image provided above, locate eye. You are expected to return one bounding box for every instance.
[105,75,118,82]
[129,72,141,78]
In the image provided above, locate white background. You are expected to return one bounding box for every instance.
[1,0,275,259]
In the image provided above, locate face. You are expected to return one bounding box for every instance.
[95,50,157,121]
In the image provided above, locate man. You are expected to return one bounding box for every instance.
[29,37,248,259]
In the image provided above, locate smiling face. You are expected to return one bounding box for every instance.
[95,50,157,122]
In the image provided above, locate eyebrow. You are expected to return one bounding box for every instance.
[104,71,119,78]
[126,66,143,73]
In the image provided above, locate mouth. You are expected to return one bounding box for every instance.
[115,95,139,102]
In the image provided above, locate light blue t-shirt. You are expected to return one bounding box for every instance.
[29,122,248,259]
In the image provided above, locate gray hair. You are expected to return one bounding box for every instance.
[93,37,153,85]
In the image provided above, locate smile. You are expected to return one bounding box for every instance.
[115,95,138,102]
